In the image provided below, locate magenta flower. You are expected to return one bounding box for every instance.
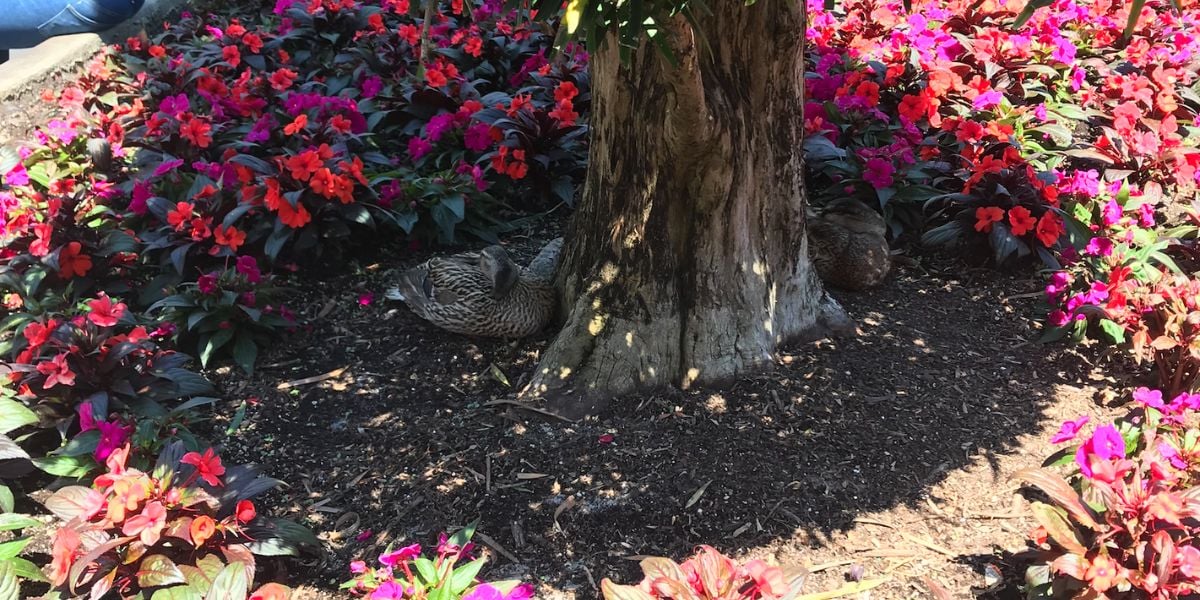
[78,402,97,432]
[426,114,456,143]
[378,543,421,568]
[1101,200,1123,226]
[370,581,408,600]
[349,560,368,574]
[1133,387,1165,410]
[862,158,894,189]
[464,123,492,152]
[361,76,383,99]
[972,90,1004,110]
[236,256,262,283]
[463,583,534,600]
[1138,203,1155,227]
[1075,424,1126,479]
[358,292,374,306]
[408,137,432,160]
[95,420,132,462]
[1084,237,1113,257]
[1050,416,1089,444]
[4,164,29,187]
[197,273,219,295]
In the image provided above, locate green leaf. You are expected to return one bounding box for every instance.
[0,559,18,600]
[1013,468,1101,529]
[31,455,94,478]
[413,557,438,585]
[151,586,203,600]
[450,557,487,594]
[0,539,30,562]
[231,335,258,376]
[1028,502,1087,555]
[139,554,187,588]
[1123,0,1147,39]
[0,486,13,514]
[0,514,40,532]
[1098,319,1125,344]
[8,557,46,583]
[201,329,235,367]
[1012,0,1053,29]
[225,401,247,437]
[0,400,36,436]
[55,430,100,457]
[208,562,249,600]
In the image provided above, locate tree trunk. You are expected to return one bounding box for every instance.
[523,0,848,401]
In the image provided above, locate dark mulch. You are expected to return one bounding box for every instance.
[198,230,1137,600]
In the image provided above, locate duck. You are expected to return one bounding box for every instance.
[807,198,891,291]
[385,237,564,338]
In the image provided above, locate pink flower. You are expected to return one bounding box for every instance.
[122,501,167,546]
[358,292,374,306]
[37,353,76,389]
[1101,200,1123,226]
[4,163,29,187]
[378,543,421,567]
[1050,416,1089,444]
[371,582,408,600]
[408,137,432,160]
[355,529,373,542]
[1075,424,1126,480]
[77,403,97,432]
[862,158,895,189]
[349,560,368,574]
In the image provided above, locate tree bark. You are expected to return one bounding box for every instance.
[523,0,848,400]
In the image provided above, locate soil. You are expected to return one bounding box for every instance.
[200,229,1139,600]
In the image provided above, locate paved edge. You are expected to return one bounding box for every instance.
[0,0,189,101]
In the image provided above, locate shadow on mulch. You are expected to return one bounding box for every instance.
[202,232,1122,598]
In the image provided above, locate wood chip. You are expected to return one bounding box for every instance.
[795,577,889,599]
[475,531,520,563]
[553,495,576,532]
[276,367,348,390]
[516,472,548,480]
[685,480,712,510]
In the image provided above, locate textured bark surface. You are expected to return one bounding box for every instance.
[523,0,843,400]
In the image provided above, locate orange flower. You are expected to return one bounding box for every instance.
[1084,554,1121,592]
[49,527,82,587]
[277,201,312,228]
[250,583,292,600]
[214,225,246,251]
[855,81,881,107]
[1035,212,1064,247]
[1008,206,1038,236]
[57,242,93,278]
[974,206,1004,232]
[179,116,212,148]
[283,114,309,136]
[270,68,297,91]
[190,515,217,547]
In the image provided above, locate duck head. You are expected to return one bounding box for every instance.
[479,245,520,299]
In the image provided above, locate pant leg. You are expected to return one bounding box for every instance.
[0,0,146,50]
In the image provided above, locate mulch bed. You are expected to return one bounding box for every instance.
[200,229,1138,599]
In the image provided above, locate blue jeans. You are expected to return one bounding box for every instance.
[0,0,145,49]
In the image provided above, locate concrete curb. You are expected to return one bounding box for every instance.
[0,0,189,101]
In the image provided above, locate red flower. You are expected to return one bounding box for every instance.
[36,353,76,389]
[277,201,312,228]
[87,294,127,327]
[23,319,57,348]
[974,206,1004,232]
[1035,212,1064,247]
[179,116,213,148]
[214,225,246,251]
[30,223,52,257]
[464,36,483,57]
[242,32,264,53]
[549,100,578,125]
[286,150,322,181]
[57,242,92,278]
[270,68,297,91]
[855,81,880,107]
[236,499,257,523]
[1008,206,1037,236]
[222,45,241,67]
[425,68,448,87]
[554,81,579,102]
[167,201,195,231]
[328,114,352,134]
[181,448,226,487]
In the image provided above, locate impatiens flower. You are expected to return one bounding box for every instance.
[57,242,93,278]
[77,402,97,432]
[190,515,217,547]
[1133,387,1165,410]
[1084,554,1122,592]
[408,137,432,160]
[236,499,257,523]
[744,560,788,597]
[349,560,368,574]
[1101,200,1123,226]
[974,206,1004,232]
[1076,424,1126,480]
[87,293,127,327]
[181,448,226,487]
[1007,206,1037,236]
[95,420,132,462]
[167,201,195,231]
[1084,237,1113,257]
[371,581,408,600]
[862,158,894,189]
[49,526,82,586]
[378,543,421,567]
[36,353,76,389]
[1050,416,1089,444]
[122,501,167,546]
[236,255,262,283]
[1035,212,1064,247]
[23,319,57,348]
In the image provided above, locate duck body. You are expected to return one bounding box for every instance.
[807,199,891,291]
[387,238,563,338]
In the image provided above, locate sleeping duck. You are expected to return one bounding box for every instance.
[385,237,564,338]
[807,198,891,291]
